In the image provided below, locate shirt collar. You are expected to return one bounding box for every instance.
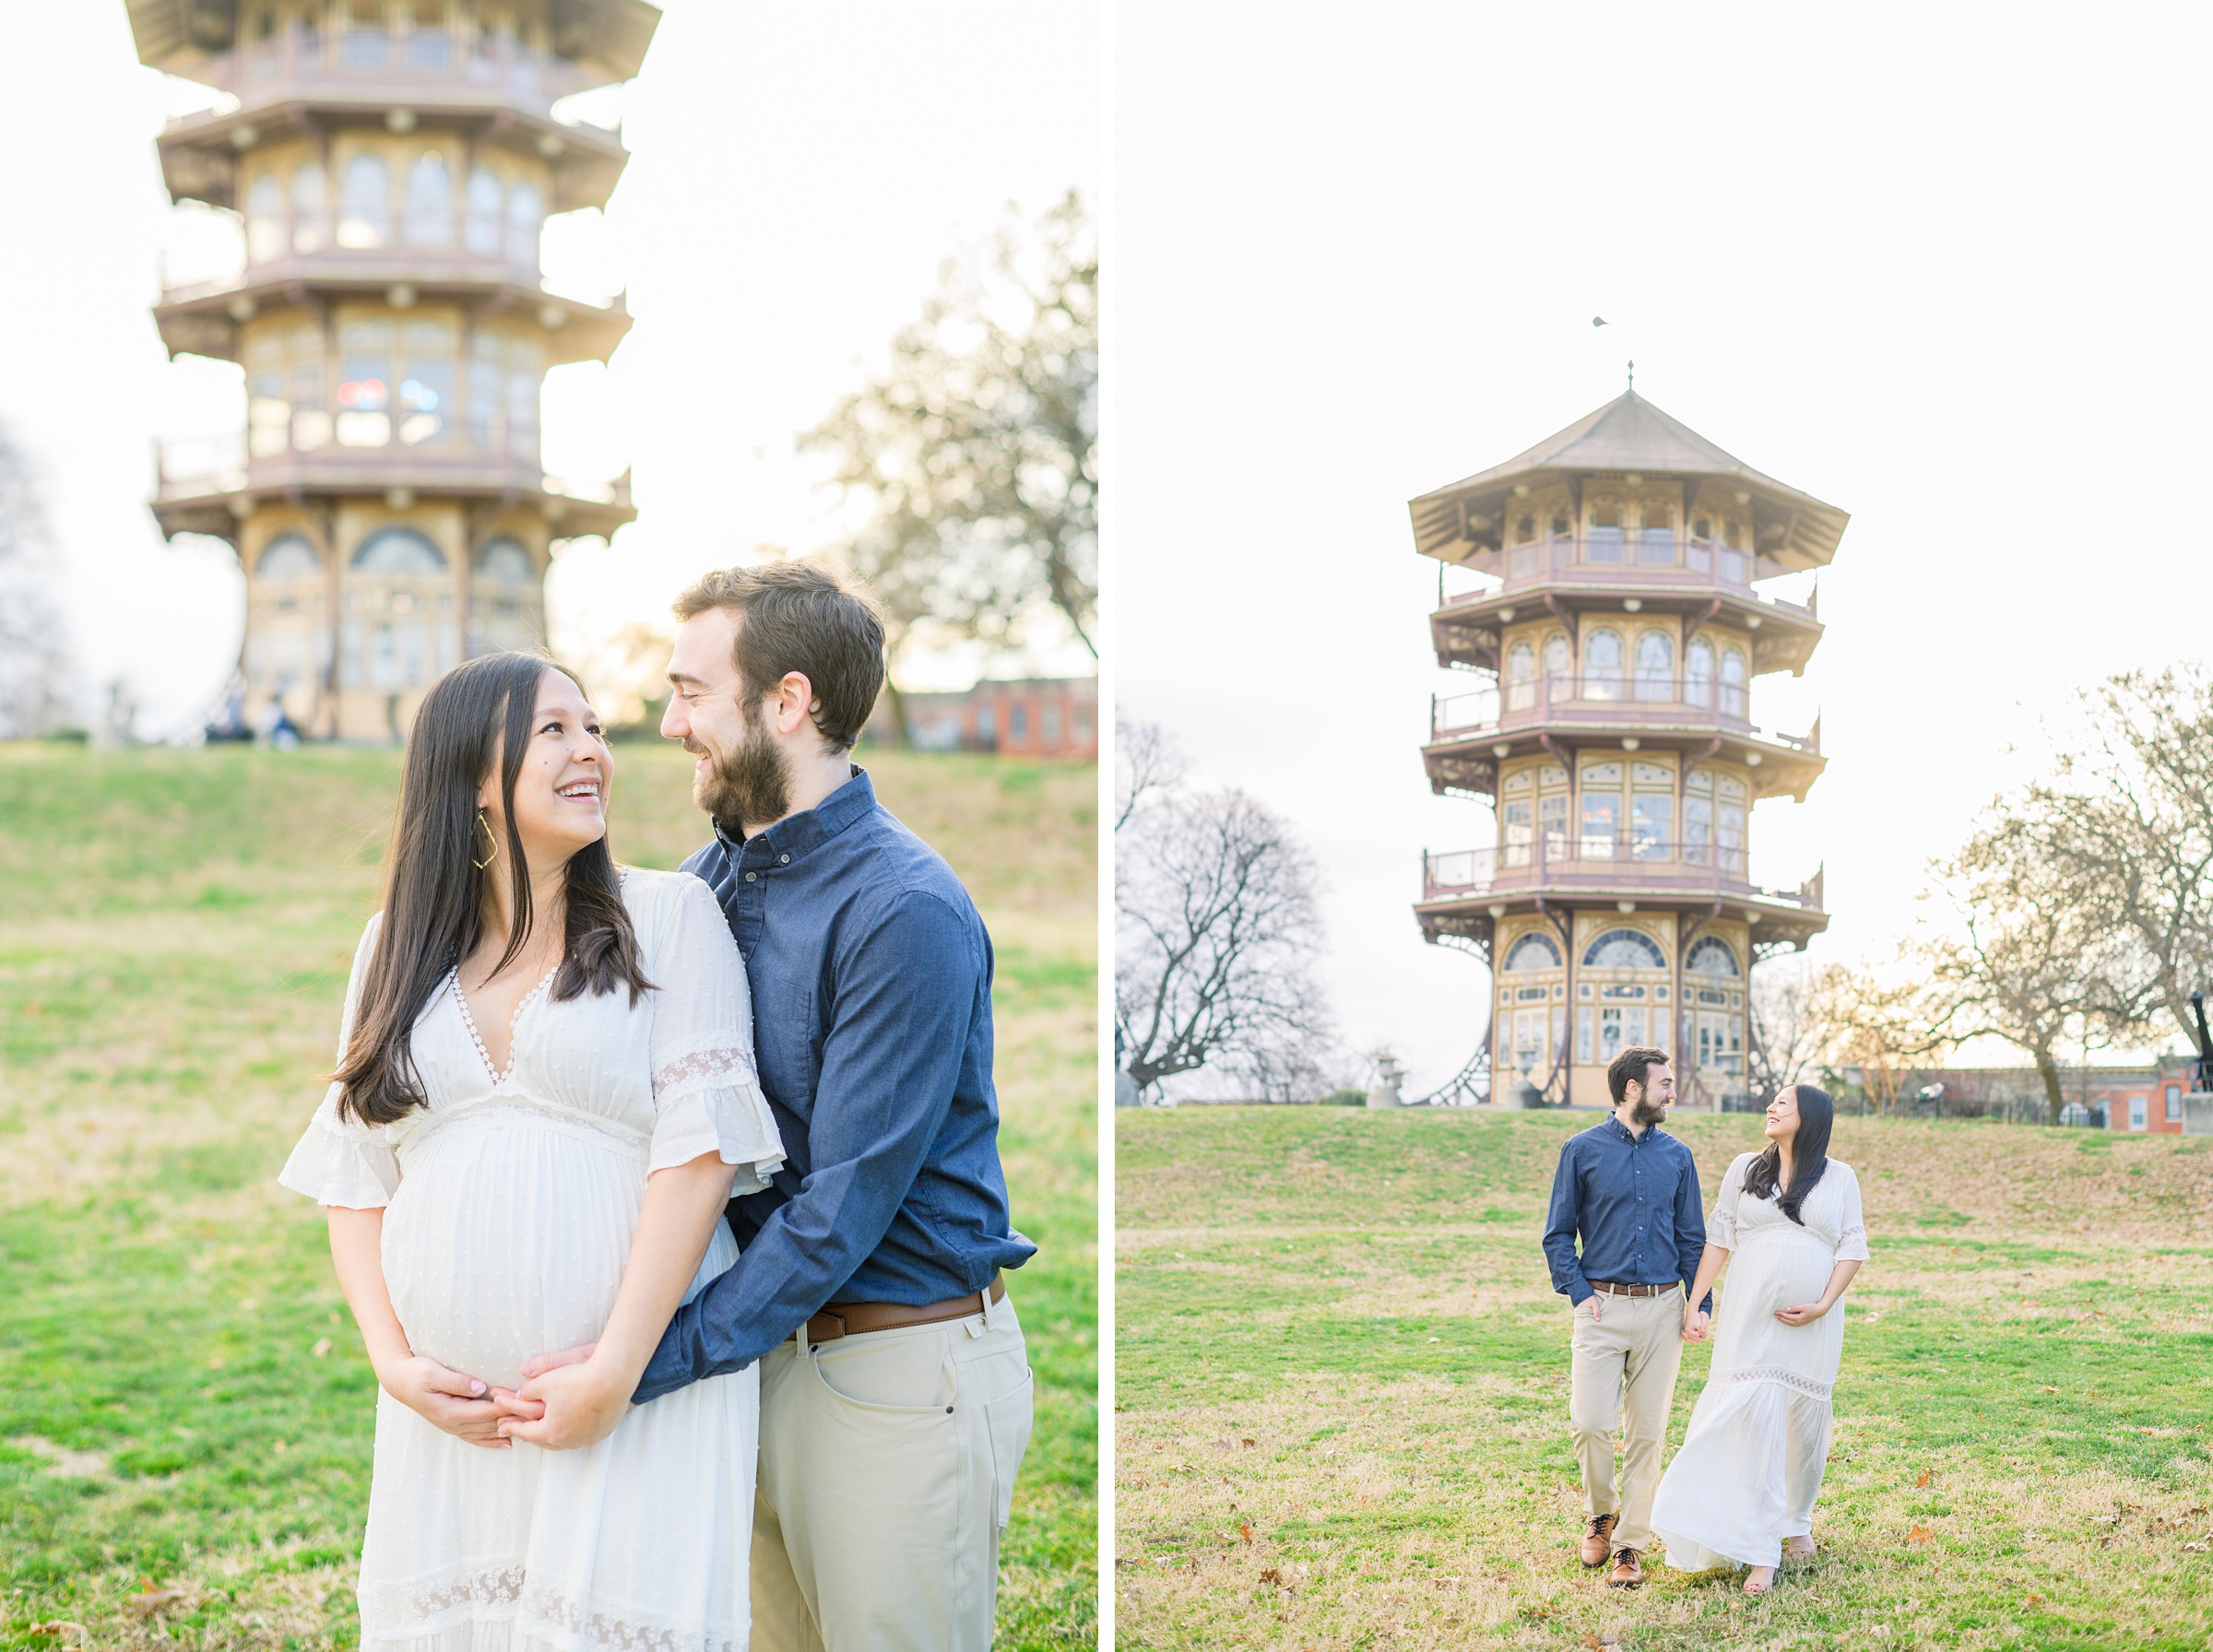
[714,765,876,864]
[1606,1115,1656,1146]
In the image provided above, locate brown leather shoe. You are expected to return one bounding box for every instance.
[1607,1547,1644,1588]
[1579,1512,1618,1566]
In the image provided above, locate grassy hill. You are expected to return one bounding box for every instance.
[1117,1105,2213,1651]
[0,742,1095,1651]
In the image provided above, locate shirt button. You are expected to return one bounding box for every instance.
[744,872,757,883]
[780,854,790,864]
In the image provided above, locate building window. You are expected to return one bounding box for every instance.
[507,178,542,270]
[467,330,504,448]
[466,167,503,256]
[1638,503,1675,565]
[337,321,395,446]
[1634,630,1674,702]
[1505,640,1535,711]
[1072,702,1093,740]
[291,163,327,253]
[2170,1083,2184,1121]
[1721,646,1747,720]
[337,152,391,248]
[1579,761,1620,859]
[403,151,453,246]
[1686,937,1740,980]
[1686,636,1714,709]
[1630,761,1674,861]
[1586,503,1624,562]
[1583,629,1623,702]
[246,171,286,264]
[255,534,320,580]
[1503,932,1562,973]
[505,337,542,462]
[351,527,446,573]
[408,0,451,69]
[1010,702,1029,742]
[468,537,541,656]
[1581,928,1667,971]
[343,0,388,68]
[2130,1095,2148,1130]
[1042,700,1062,746]
[398,321,455,445]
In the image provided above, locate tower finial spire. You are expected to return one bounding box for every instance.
[1627,360,1635,390]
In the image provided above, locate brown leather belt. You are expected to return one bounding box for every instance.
[1590,1280,1677,1298]
[805,1273,1007,1343]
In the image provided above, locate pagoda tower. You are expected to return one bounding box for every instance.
[1408,391,1845,1108]
[127,0,654,740]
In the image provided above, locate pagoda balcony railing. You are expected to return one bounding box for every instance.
[1430,674,1819,753]
[1441,533,1817,616]
[1422,840,1825,910]
[160,247,554,304]
[166,28,607,118]
[154,431,627,507]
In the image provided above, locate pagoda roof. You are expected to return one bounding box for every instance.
[1409,390,1849,572]
[126,0,661,83]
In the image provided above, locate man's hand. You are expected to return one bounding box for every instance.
[501,1354,630,1450]
[1775,1300,1830,1327]
[376,1355,516,1449]
[1681,1305,1710,1342]
[519,1340,597,1382]
[1582,1292,1603,1325]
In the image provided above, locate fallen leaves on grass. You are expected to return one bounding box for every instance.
[1906,1526,1933,1544]
[30,1624,87,1645]
[1915,1469,1933,1488]
[124,1585,190,1621]
[1237,1523,1253,1542]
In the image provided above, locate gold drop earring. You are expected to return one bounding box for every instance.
[473,808,500,869]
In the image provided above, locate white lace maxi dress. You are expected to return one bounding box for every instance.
[1651,1152,1869,1572]
[279,868,785,1652]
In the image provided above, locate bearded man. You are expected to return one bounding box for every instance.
[1541,1045,1711,1589]
[519,560,1035,1651]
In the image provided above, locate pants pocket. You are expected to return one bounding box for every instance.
[982,1368,1035,1530]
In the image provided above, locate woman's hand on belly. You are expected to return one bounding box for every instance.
[379,1352,542,1449]
[502,1353,630,1450]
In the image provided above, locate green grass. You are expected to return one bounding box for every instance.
[0,743,1095,1651]
[1116,1106,2213,1650]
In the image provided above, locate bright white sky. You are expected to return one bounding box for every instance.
[1110,2,2210,1091]
[1,1,1097,736]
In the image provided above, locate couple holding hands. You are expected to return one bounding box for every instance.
[1544,1048,1869,1595]
[279,562,1033,1652]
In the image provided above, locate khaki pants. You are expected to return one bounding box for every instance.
[751,1293,1033,1652]
[1568,1287,1684,1552]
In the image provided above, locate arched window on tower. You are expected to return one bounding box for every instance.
[349,528,456,693]
[1501,930,1565,1080]
[403,152,453,246]
[291,162,326,253]
[466,167,503,256]
[408,0,452,70]
[1579,760,1621,859]
[398,321,455,445]
[255,534,320,581]
[337,320,394,446]
[1500,768,1533,867]
[343,0,387,68]
[337,152,390,248]
[1716,773,1747,879]
[1543,633,1570,699]
[1576,926,1667,1067]
[1638,502,1675,566]
[506,178,542,271]
[1634,630,1674,702]
[1583,628,1623,702]
[246,171,286,265]
[1721,646,1747,720]
[1582,928,1668,970]
[351,528,446,574]
[1685,768,1715,867]
[1687,938,1745,1075]
[1586,502,1624,563]
[469,536,543,656]
[1505,640,1536,713]
[1629,761,1675,862]
[1686,636,1714,710]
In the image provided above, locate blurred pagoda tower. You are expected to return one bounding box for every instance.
[127,0,655,739]
[1408,390,1843,1108]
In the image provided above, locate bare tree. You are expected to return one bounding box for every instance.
[804,192,1096,740]
[0,426,71,738]
[1798,956,1954,1115]
[1114,716,1187,831]
[1746,957,1825,1102]
[2007,667,2213,1051]
[1115,758,1332,1098]
[1919,812,2158,1123]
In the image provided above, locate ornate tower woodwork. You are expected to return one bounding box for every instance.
[127,0,656,739]
[1408,391,1845,1108]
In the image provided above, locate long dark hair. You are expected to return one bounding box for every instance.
[1741,1083,1835,1225]
[335,653,651,1125]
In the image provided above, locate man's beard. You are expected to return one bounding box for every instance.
[694,698,791,832]
[1631,1093,1670,1127]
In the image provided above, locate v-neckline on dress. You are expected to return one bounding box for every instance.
[450,962,562,1087]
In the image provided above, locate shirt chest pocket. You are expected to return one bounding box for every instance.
[751,975,823,1104]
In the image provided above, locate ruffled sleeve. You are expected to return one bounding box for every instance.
[277,914,403,1209]
[1707,1151,1751,1250]
[646,875,787,1192]
[1835,1162,1869,1262]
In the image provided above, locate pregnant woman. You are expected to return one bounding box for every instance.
[279,652,783,1651]
[1651,1083,1867,1595]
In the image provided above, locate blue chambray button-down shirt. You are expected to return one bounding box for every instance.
[634,768,1035,1402]
[1541,1115,1712,1313]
